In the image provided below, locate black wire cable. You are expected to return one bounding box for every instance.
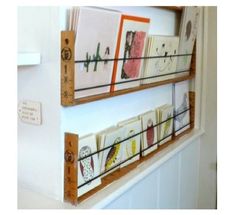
[77,107,191,162]
[75,53,193,64]
[77,121,192,189]
[74,69,191,92]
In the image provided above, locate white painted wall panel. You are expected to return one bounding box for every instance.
[103,139,200,209]
[17,7,62,201]
[158,155,179,209]
[105,191,131,209]
[179,138,200,208]
[129,171,158,209]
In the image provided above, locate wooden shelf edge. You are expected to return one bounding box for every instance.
[154,6,183,12]
[64,74,195,106]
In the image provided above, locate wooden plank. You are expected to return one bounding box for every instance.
[61,31,75,106]
[77,127,193,203]
[189,91,195,128]
[156,6,183,12]
[190,42,196,76]
[72,74,195,105]
[64,133,78,205]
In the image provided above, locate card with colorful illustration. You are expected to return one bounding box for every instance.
[111,14,150,92]
[176,6,200,75]
[139,110,158,156]
[157,104,174,145]
[78,134,101,197]
[118,118,141,167]
[100,127,124,176]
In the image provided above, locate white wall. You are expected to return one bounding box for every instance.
[17,7,62,200]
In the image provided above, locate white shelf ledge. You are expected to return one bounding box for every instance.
[17,53,41,66]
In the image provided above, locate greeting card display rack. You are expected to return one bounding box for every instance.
[62,6,197,205]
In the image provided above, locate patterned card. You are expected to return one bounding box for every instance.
[157,104,174,145]
[174,80,190,135]
[100,127,124,176]
[78,134,101,197]
[111,15,150,92]
[139,110,158,156]
[176,7,200,75]
[118,118,141,168]
[142,36,179,84]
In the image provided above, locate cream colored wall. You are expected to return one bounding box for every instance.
[198,6,217,209]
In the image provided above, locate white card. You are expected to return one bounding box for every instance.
[142,36,179,84]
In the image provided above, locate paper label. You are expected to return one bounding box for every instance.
[18,100,42,125]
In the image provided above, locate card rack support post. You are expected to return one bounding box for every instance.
[61,31,75,106]
[64,132,78,205]
[190,42,196,76]
[189,91,195,128]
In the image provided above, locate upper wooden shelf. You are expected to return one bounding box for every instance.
[61,8,196,107]
[155,6,183,12]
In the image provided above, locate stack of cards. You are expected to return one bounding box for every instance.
[174,80,190,135]
[142,35,179,84]
[111,14,150,92]
[139,110,158,156]
[97,126,124,176]
[176,6,200,75]
[118,117,142,167]
[156,104,174,145]
[69,7,121,99]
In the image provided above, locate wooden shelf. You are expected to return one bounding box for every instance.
[64,89,196,205]
[72,73,195,106]
[77,126,193,203]
[155,6,183,12]
[61,6,196,107]
[64,126,194,205]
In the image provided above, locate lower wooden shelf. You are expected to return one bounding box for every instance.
[77,127,193,203]
[64,91,196,205]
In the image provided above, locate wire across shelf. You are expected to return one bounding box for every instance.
[77,107,191,189]
[74,53,193,92]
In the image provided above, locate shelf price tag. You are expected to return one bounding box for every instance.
[18,100,42,125]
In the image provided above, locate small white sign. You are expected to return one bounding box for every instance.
[18,100,42,125]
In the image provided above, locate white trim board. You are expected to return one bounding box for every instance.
[17,53,41,66]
